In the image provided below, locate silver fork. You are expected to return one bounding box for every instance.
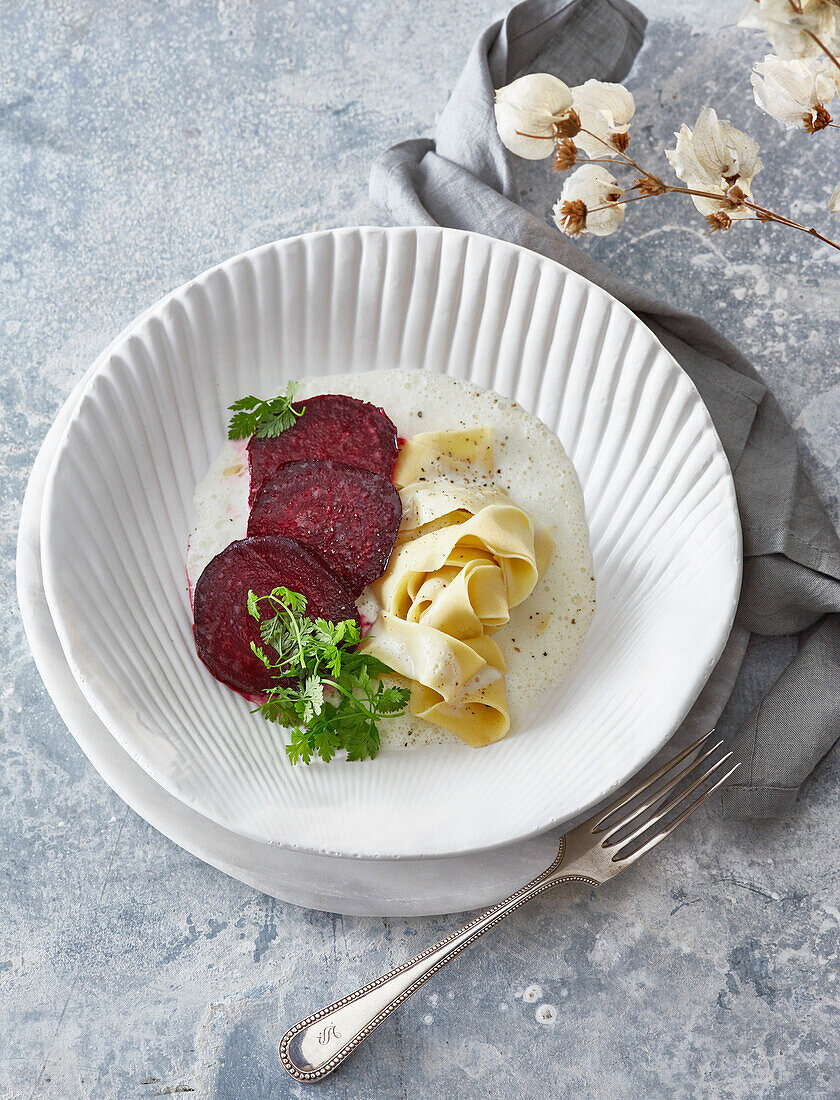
[279,733,738,1083]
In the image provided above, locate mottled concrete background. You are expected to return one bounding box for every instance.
[3,1,840,1097]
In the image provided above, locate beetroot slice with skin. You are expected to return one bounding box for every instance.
[193,535,360,696]
[247,460,402,596]
[247,394,399,503]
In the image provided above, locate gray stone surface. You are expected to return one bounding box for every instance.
[3,1,840,1096]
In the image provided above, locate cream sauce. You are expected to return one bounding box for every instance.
[187,370,596,751]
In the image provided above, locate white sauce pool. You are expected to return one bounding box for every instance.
[187,369,596,752]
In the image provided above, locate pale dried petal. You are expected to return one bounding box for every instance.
[571,79,635,158]
[694,108,761,183]
[752,54,836,128]
[814,66,837,104]
[666,107,761,220]
[666,124,701,187]
[494,73,574,159]
[829,63,840,100]
[553,163,625,237]
[830,183,840,216]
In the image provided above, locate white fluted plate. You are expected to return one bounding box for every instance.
[17,358,748,913]
[40,227,741,860]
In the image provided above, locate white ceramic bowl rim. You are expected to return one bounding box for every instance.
[41,226,742,859]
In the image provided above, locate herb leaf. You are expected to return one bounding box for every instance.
[227,381,305,440]
[248,586,411,765]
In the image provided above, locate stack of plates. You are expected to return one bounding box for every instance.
[17,227,744,916]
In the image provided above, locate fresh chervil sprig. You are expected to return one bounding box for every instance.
[227,381,305,440]
[247,586,410,765]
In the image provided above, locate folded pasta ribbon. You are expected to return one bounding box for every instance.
[410,634,510,747]
[380,501,552,615]
[363,616,511,746]
[392,428,495,489]
[364,427,554,746]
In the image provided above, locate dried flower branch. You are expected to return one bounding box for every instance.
[665,108,761,221]
[493,72,840,251]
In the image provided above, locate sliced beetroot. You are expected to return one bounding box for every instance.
[248,394,398,502]
[247,460,402,595]
[193,535,359,696]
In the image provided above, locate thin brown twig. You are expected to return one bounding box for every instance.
[784,0,840,74]
[803,28,840,73]
[583,157,636,165]
[576,126,662,183]
[514,123,657,180]
[584,183,840,251]
[516,99,840,251]
[674,187,840,249]
[743,203,840,250]
[578,193,656,216]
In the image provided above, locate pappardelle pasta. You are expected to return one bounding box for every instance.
[362,429,554,747]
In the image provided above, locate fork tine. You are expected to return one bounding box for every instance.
[603,750,731,850]
[600,739,724,844]
[610,760,741,866]
[592,731,713,833]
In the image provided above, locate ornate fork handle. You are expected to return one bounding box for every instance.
[279,840,594,1084]
[279,735,738,1084]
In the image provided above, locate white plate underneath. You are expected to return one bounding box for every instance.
[17,325,749,916]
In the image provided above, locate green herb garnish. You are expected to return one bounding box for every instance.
[248,586,411,765]
[227,381,305,440]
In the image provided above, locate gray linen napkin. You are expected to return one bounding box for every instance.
[370,0,840,818]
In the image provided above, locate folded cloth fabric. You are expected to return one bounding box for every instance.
[370,0,840,818]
